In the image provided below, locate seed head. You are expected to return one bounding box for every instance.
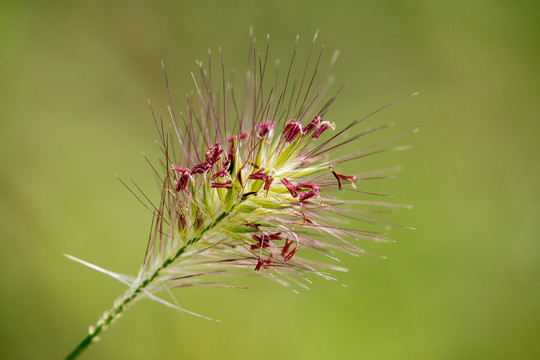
[71,31,416,317]
[63,32,418,360]
[133,31,417,297]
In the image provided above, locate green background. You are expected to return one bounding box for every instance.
[1,1,539,359]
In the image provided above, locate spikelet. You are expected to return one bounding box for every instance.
[65,30,416,359]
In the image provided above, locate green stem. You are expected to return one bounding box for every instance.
[65,200,243,359]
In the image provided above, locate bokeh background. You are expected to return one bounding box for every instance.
[1,1,539,359]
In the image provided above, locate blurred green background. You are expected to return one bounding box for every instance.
[1,0,539,359]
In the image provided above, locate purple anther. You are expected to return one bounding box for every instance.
[211,166,230,180]
[303,116,322,133]
[205,143,223,165]
[254,259,265,271]
[281,239,293,257]
[171,164,189,173]
[281,178,299,198]
[282,119,303,143]
[248,167,267,180]
[297,182,318,189]
[211,180,232,189]
[254,254,274,271]
[251,232,283,249]
[299,184,320,202]
[312,123,330,139]
[191,162,212,174]
[256,121,276,138]
[251,234,271,249]
[264,176,274,194]
[284,243,300,261]
[227,132,250,142]
[329,167,357,190]
[175,172,190,192]
[266,232,283,240]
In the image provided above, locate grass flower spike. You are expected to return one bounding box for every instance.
[65,30,417,359]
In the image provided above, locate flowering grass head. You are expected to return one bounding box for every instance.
[65,30,416,359]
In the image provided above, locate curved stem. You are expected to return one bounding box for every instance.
[65,200,243,359]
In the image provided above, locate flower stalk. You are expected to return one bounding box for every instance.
[66,198,246,359]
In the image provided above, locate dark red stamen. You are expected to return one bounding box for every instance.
[266,232,283,240]
[254,254,274,271]
[205,143,223,165]
[281,178,299,198]
[191,162,212,174]
[264,176,274,195]
[312,124,330,139]
[175,172,190,191]
[255,259,265,271]
[251,235,270,249]
[303,116,322,133]
[171,164,189,173]
[297,182,318,189]
[284,244,300,261]
[251,232,283,249]
[281,238,292,257]
[248,167,267,180]
[227,132,250,142]
[330,169,343,190]
[211,166,229,180]
[256,122,276,138]
[282,119,303,143]
[329,167,357,190]
[211,180,232,189]
[299,185,320,202]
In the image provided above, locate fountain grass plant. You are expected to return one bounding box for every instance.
[65,30,417,359]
